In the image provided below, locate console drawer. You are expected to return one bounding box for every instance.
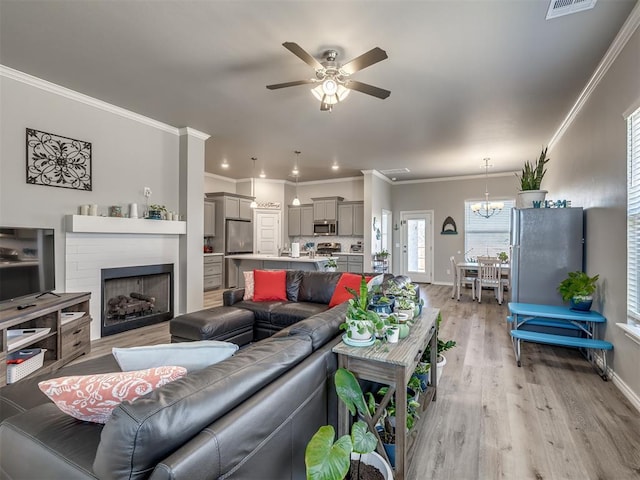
[61,317,91,359]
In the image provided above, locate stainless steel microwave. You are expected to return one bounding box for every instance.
[313,221,337,236]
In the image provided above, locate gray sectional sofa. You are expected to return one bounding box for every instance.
[0,271,407,479]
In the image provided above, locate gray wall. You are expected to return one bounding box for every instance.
[391,175,516,281]
[0,76,180,292]
[545,27,640,398]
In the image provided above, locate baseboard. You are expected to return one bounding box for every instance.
[594,353,640,413]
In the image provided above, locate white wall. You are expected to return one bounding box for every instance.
[545,23,640,402]
[295,177,363,203]
[0,74,181,294]
[368,172,392,271]
[204,173,236,194]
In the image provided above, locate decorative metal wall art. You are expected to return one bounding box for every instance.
[440,216,458,235]
[26,128,92,191]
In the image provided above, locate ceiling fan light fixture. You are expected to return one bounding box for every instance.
[311,82,350,106]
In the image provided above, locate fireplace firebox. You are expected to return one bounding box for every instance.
[101,263,173,336]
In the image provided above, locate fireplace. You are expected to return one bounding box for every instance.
[101,263,174,336]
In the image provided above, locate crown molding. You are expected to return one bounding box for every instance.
[361,169,393,184]
[292,175,364,186]
[1,65,183,135]
[178,127,210,141]
[204,172,237,183]
[392,171,517,185]
[548,2,640,150]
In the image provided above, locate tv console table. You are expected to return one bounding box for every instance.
[0,292,91,386]
[333,307,439,480]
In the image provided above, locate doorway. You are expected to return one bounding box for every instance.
[254,210,281,256]
[400,210,433,283]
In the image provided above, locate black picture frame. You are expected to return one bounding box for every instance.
[26,128,92,191]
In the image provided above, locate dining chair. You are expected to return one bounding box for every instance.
[450,256,476,301]
[476,256,506,304]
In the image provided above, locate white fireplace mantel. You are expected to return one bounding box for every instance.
[65,215,186,235]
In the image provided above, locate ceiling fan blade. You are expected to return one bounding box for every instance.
[345,80,391,99]
[282,42,324,70]
[340,47,388,75]
[266,79,316,90]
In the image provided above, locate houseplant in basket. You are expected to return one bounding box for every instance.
[305,368,393,480]
[325,258,338,272]
[557,271,599,311]
[516,147,550,208]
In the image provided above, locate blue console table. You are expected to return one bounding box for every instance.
[507,302,613,380]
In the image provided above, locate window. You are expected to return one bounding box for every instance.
[627,106,640,327]
[464,199,515,260]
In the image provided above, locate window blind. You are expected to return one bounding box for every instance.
[628,107,640,323]
[464,199,515,259]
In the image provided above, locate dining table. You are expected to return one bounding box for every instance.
[455,261,510,300]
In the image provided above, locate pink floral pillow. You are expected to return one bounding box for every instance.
[38,365,187,424]
[243,270,255,300]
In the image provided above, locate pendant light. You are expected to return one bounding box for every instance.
[250,157,258,209]
[292,150,301,206]
[471,158,504,218]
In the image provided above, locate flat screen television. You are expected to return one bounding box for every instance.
[0,227,55,303]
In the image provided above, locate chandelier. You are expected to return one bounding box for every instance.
[471,158,504,218]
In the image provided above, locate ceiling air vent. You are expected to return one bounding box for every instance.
[380,168,410,175]
[546,0,597,19]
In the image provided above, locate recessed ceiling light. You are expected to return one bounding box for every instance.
[331,164,339,171]
[221,159,229,169]
[259,171,266,178]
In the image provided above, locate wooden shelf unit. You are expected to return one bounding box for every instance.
[0,292,91,386]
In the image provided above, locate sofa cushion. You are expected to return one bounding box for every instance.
[273,302,348,350]
[270,302,330,328]
[329,273,372,307]
[112,340,238,372]
[93,335,314,480]
[286,270,304,301]
[233,299,285,321]
[297,271,342,304]
[38,366,187,424]
[243,271,255,300]
[253,270,287,301]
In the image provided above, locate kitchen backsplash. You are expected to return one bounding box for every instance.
[289,236,363,253]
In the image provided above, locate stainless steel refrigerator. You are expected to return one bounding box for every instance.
[510,207,584,306]
[225,219,253,288]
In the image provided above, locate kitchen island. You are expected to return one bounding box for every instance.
[225,254,337,289]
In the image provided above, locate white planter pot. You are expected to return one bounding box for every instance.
[396,309,414,320]
[348,322,373,341]
[325,266,337,272]
[387,327,399,343]
[517,190,547,208]
[427,354,447,385]
[351,451,394,480]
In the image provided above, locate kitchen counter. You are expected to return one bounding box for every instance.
[334,252,364,256]
[225,254,336,263]
[203,252,224,256]
[224,254,335,288]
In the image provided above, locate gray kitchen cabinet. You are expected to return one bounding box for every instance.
[312,198,340,221]
[288,206,301,236]
[347,255,364,273]
[353,203,364,236]
[204,201,216,236]
[336,258,348,273]
[239,198,253,220]
[301,206,314,236]
[225,197,240,219]
[203,255,223,290]
[338,204,354,236]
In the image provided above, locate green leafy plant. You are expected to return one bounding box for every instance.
[396,297,414,311]
[340,275,381,340]
[516,147,550,191]
[497,251,509,263]
[305,368,379,480]
[422,313,456,362]
[148,204,167,213]
[557,271,599,302]
[324,258,338,270]
[375,249,389,259]
[376,386,421,444]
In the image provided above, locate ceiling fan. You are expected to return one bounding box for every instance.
[266,42,390,111]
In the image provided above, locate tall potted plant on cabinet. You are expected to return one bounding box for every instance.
[516,147,550,208]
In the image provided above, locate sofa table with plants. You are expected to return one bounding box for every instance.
[507,302,612,379]
[333,306,439,480]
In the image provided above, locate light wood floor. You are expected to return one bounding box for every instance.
[77,285,640,480]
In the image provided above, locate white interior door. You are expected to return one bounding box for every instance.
[400,210,433,283]
[254,210,280,255]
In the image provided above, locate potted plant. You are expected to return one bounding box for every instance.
[557,271,599,311]
[412,361,431,392]
[373,249,389,261]
[376,386,421,468]
[421,313,456,384]
[340,276,381,342]
[516,147,550,208]
[325,258,338,272]
[368,295,393,315]
[305,368,393,480]
[147,204,167,220]
[497,251,509,263]
[395,297,415,320]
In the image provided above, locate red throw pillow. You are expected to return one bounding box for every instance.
[252,269,287,301]
[329,273,373,307]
